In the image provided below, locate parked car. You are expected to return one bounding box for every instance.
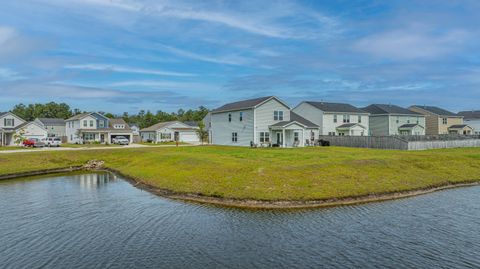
[42,137,62,147]
[112,136,130,145]
[23,138,45,148]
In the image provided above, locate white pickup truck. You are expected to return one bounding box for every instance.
[42,137,62,147]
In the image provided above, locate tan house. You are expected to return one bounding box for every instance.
[409,105,472,135]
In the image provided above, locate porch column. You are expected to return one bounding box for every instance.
[282,129,286,147]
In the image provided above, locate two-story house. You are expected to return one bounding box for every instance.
[362,104,426,136]
[34,118,66,138]
[409,105,473,135]
[292,101,369,136]
[210,96,319,147]
[457,110,480,135]
[0,112,48,146]
[66,112,133,144]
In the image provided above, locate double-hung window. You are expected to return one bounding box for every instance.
[343,114,350,123]
[232,132,238,142]
[358,115,362,123]
[274,111,284,121]
[239,112,243,122]
[4,118,14,127]
[259,132,270,143]
[90,120,94,127]
[333,114,337,123]
[442,118,448,124]
[228,113,232,122]
[83,120,87,127]
[294,132,299,142]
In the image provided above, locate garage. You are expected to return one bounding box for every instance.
[178,131,200,143]
[110,134,132,144]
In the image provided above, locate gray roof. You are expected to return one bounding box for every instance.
[183,121,199,127]
[270,112,318,128]
[336,123,363,128]
[458,110,480,119]
[212,96,285,113]
[399,123,420,128]
[449,124,469,129]
[0,112,7,117]
[109,118,131,130]
[363,104,422,116]
[411,105,458,116]
[36,118,65,125]
[66,112,91,121]
[140,121,178,132]
[304,101,367,113]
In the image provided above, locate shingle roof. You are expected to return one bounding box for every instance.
[399,123,420,128]
[363,104,422,115]
[458,110,480,119]
[36,118,65,125]
[212,96,282,113]
[140,121,178,132]
[304,101,367,113]
[411,105,458,116]
[66,112,90,121]
[0,112,7,117]
[449,124,469,129]
[336,123,365,129]
[270,112,319,128]
[183,121,199,127]
[109,118,131,130]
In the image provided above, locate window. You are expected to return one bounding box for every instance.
[416,117,419,124]
[333,114,337,123]
[99,121,105,128]
[4,118,14,127]
[232,132,238,142]
[396,116,400,124]
[274,111,284,121]
[83,120,87,127]
[239,112,243,121]
[343,114,350,123]
[259,132,270,143]
[160,133,172,140]
[442,118,448,124]
[407,118,410,124]
[84,133,95,141]
[228,113,232,122]
[70,135,73,140]
[358,115,362,123]
[294,132,299,142]
[89,120,94,127]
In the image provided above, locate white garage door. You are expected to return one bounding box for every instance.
[179,132,199,142]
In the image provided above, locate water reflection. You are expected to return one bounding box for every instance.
[76,172,115,190]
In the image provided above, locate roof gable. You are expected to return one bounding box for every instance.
[458,110,480,119]
[211,96,290,113]
[140,121,193,132]
[410,105,458,117]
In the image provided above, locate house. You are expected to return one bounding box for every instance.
[362,104,426,136]
[458,111,480,135]
[0,112,48,146]
[409,105,472,135]
[34,118,66,138]
[210,96,319,147]
[140,121,200,143]
[292,101,369,136]
[202,112,212,143]
[65,113,133,144]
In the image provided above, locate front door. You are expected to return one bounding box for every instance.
[174,132,180,141]
[276,132,283,146]
[100,134,105,143]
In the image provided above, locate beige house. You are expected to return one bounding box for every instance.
[409,105,472,135]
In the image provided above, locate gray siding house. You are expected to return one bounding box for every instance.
[35,118,66,138]
[293,101,369,136]
[210,96,319,147]
[362,104,426,136]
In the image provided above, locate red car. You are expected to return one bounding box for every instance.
[23,138,45,148]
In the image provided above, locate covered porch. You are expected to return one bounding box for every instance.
[269,122,314,148]
[336,123,367,136]
[448,124,473,135]
[79,130,133,144]
[398,124,424,135]
[0,129,15,146]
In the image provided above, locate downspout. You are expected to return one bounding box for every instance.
[253,108,256,144]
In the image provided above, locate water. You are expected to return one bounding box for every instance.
[1,172,480,269]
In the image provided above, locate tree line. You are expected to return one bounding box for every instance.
[10,102,210,129]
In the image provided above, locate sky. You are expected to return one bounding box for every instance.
[0,0,479,114]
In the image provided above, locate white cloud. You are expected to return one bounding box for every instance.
[157,44,252,66]
[352,28,470,60]
[109,80,218,90]
[64,63,195,77]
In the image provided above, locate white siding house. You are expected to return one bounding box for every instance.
[363,104,426,136]
[140,121,200,143]
[210,96,319,147]
[65,113,133,144]
[293,101,369,136]
[458,111,480,135]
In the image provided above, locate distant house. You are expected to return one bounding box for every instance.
[292,101,369,136]
[210,96,319,147]
[0,112,48,146]
[409,105,472,135]
[458,111,480,135]
[65,113,133,144]
[362,104,426,136]
[202,112,212,143]
[34,118,66,138]
[140,121,200,143]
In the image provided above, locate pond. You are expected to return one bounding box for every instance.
[1,172,479,268]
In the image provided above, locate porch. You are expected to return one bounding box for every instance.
[269,122,314,148]
[79,130,133,144]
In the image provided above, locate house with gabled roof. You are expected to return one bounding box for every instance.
[362,104,426,136]
[292,101,369,136]
[0,112,50,146]
[65,112,133,144]
[458,110,480,135]
[34,118,66,138]
[140,121,200,143]
[409,105,472,135]
[210,96,319,147]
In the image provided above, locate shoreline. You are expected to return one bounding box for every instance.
[2,165,479,209]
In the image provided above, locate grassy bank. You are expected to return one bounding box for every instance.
[0,146,479,201]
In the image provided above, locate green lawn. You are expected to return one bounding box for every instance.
[0,146,32,151]
[60,143,122,148]
[138,141,189,146]
[0,146,479,201]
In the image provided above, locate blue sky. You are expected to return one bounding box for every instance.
[0,0,479,113]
